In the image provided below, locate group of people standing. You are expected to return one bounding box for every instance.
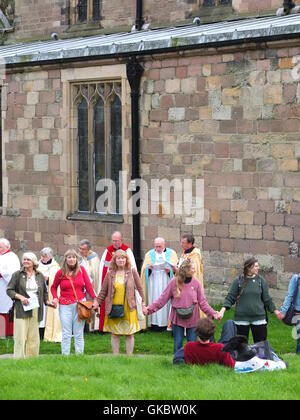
[0,232,300,361]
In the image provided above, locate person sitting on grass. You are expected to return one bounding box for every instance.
[174,317,235,368]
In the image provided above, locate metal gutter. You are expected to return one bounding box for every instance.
[1,14,300,67]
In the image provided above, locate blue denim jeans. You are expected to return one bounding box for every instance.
[172,323,197,354]
[59,303,85,355]
[296,318,300,355]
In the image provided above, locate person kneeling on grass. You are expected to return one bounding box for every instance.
[174,318,235,368]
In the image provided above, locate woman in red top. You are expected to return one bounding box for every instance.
[51,249,98,355]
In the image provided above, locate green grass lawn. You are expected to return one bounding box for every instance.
[0,353,299,400]
[0,309,299,400]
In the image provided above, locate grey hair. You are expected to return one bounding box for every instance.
[0,238,11,249]
[22,252,39,268]
[154,237,166,245]
[112,231,122,240]
[40,247,54,258]
[79,239,91,249]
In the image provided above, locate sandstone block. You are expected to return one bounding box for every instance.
[237,211,254,225]
[181,78,197,94]
[264,85,283,105]
[271,144,294,159]
[229,224,245,239]
[27,92,39,105]
[274,226,293,242]
[165,79,180,93]
[246,225,262,240]
[34,154,49,172]
[222,88,241,105]
[279,159,299,172]
[231,200,248,211]
[168,107,185,121]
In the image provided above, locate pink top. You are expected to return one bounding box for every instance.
[147,277,216,328]
[51,266,96,305]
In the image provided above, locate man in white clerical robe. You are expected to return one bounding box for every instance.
[78,239,100,331]
[0,238,20,337]
[141,237,178,330]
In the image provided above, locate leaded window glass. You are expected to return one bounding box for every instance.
[73,81,122,215]
[93,0,101,20]
[73,0,101,23]
[78,98,89,211]
[77,0,87,22]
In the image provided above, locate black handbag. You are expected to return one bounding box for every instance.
[283,275,300,326]
[109,280,127,319]
[8,304,15,323]
[109,304,125,319]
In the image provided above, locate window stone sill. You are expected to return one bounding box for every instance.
[67,212,124,223]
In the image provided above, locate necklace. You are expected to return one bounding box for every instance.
[26,271,34,279]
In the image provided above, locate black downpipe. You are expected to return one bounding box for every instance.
[126,57,144,272]
[135,0,144,31]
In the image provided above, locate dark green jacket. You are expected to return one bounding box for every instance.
[223,275,276,322]
[6,269,48,322]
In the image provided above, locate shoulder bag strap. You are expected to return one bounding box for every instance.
[67,274,79,302]
[123,276,127,305]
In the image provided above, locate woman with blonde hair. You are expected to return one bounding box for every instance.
[145,259,221,354]
[51,249,98,355]
[97,249,145,355]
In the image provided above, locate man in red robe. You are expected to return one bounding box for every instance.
[96,231,137,331]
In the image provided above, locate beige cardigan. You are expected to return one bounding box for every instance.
[97,268,145,315]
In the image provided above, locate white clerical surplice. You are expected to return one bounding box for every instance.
[148,251,171,327]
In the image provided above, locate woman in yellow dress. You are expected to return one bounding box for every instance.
[97,249,145,355]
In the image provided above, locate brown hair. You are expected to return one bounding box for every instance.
[175,259,193,297]
[61,249,81,278]
[195,318,216,342]
[236,257,258,303]
[110,249,131,272]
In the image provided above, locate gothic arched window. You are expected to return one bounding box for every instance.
[74,82,122,215]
